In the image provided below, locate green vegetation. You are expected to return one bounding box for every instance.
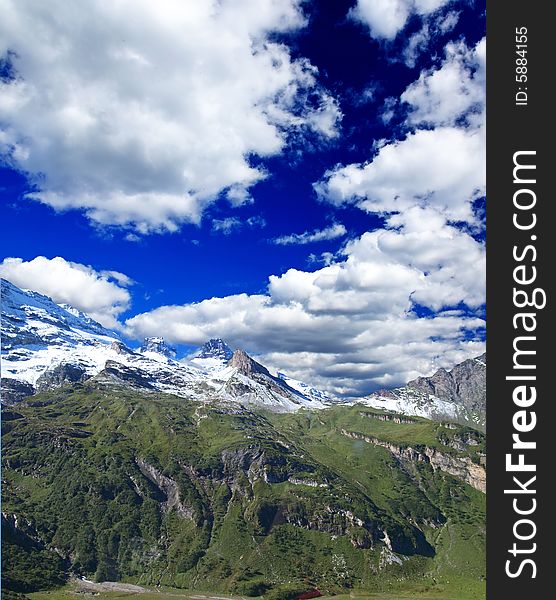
[2,384,485,599]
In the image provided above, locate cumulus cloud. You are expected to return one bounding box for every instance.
[297,33,486,393]
[0,256,131,328]
[0,0,340,233]
[350,0,452,40]
[402,37,485,126]
[316,37,485,224]
[125,209,484,395]
[273,223,347,245]
[315,126,484,222]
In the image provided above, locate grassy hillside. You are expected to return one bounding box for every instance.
[1,384,485,599]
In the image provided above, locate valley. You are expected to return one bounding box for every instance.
[1,279,486,599]
[2,385,485,598]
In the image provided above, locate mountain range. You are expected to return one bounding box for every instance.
[1,278,486,599]
[0,278,485,428]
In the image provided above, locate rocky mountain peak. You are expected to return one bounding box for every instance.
[361,353,486,430]
[407,353,486,412]
[228,348,270,377]
[140,337,177,359]
[196,338,233,361]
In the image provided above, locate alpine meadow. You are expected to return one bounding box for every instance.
[1,1,486,599]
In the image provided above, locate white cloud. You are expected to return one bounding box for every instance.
[246,215,267,228]
[350,0,452,40]
[315,125,485,222]
[402,10,460,67]
[0,256,131,328]
[125,209,484,395]
[211,214,266,235]
[292,34,485,393]
[0,0,340,233]
[273,223,347,245]
[317,37,486,223]
[402,38,485,126]
[211,217,243,235]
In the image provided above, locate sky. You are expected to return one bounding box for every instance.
[0,0,486,397]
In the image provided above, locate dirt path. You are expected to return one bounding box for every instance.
[74,579,148,594]
[73,579,243,600]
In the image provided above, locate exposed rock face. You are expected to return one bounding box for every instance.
[110,341,136,355]
[212,445,388,548]
[224,349,313,409]
[341,429,486,493]
[1,378,35,404]
[196,338,233,361]
[437,429,483,452]
[228,349,270,377]
[140,337,177,359]
[361,354,486,430]
[95,361,156,390]
[136,459,195,519]
[407,354,486,419]
[35,362,89,392]
[359,412,416,425]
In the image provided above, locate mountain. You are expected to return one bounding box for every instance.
[140,336,177,360]
[193,338,234,362]
[1,384,486,598]
[0,280,330,412]
[214,348,329,412]
[277,371,336,405]
[1,279,486,425]
[1,278,120,402]
[1,278,486,598]
[359,355,486,430]
[189,338,234,372]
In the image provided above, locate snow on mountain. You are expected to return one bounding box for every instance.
[358,355,486,430]
[0,279,199,400]
[1,278,120,390]
[358,388,459,421]
[0,280,332,411]
[210,349,329,412]
[189,338,233,371]
[1,278,117,348]
[277,372,336,405]
[196,338,234,361]
[1,279,485,424]
[139,336,177,361]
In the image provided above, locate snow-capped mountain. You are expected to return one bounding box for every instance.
[1,278,117,350]
[1,279,485,423]
[189,338,234,371]
[1,277,120,400]
[139,336,177,361]
[277,372,336,405]
[358,355,486,430]
[0,279,331,411]
[196,338,234,361]
[214,348,329,411]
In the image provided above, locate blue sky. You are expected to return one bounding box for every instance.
[0,0,485,396]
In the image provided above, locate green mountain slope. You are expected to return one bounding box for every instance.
[1,383,485,598]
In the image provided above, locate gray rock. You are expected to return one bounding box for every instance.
[1,378,35,404]
[35,362,89,392]
[407,353,486,421]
